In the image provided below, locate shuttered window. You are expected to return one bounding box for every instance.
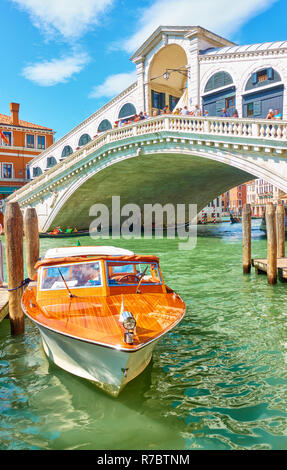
[204,72,233,93]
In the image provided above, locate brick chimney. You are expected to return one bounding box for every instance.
[10,102,20,126]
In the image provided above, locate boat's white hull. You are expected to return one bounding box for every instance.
[35,323,158,396]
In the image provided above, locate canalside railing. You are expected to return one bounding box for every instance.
[7,115,287,203]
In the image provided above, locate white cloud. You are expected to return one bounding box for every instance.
[22,53,89,86]
[11,0,114,40]
[123,0,278,53]
[89,70,137,99]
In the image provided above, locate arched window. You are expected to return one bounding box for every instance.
[97,119,112,132]
[243,68,283,119]
[61,145,73,158]
[46,156,57,168]
[245,67,281,91]
[78,133,91,146]
[204,72,233,93]
[118,103,136,119]
[33,167,42,177]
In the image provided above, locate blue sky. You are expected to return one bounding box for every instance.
[0,0,286,140]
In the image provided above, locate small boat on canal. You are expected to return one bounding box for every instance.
[39,229,89,238]
[22,246,186,396]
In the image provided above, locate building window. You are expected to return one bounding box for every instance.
[169,95,179,111]
[247,103,254,117]
[38,135,45,150]
[2,163,13,179]
[27,134,35,148]
[26,164,30,180]
[78,134,91,146]
[61,145,73,158]
[151,91,165,111]
[225,96,235,110]
[257,70,268,82]
[1,131,12,146]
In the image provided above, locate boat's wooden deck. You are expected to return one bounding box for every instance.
[22,288,185,350]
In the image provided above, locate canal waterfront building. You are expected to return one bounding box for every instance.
[0,103,54,221]
[229,184,247,216]
[27,25,287,179]
[246,179,286,217]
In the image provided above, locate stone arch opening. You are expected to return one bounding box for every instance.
[148,44,188,115]
[61,145,73,158]
[202,71,235,117]
[98,119,112,132]
[118,103,137,121]
[46,156,57,168]
[33,167,42,178]
[78,134,91,146]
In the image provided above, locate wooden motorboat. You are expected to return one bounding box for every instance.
[22,246,186,396]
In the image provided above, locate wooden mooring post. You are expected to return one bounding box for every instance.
[4,202,24,335]
[24,207,39,279]
[276,203,285,258]
[266,202,277,285]
[242,203,251,274]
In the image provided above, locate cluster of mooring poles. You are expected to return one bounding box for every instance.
[3,202,39,335]
[242,202,286,285]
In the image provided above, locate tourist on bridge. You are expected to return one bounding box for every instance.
[139,111,145,120]
[194,104,202,117]
[221,108,229,117]
[274,109,282,120]
[266,109,275,119]
[232,109,239,118]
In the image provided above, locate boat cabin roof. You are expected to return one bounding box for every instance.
[44,246,134,259]
[35,254,160,270]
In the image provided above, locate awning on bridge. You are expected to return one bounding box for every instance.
[173,88,188,112]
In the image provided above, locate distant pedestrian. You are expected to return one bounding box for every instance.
[221,108,228,117]
[232,109,239,118]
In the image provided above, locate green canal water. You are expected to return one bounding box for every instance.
[1,220,287,450]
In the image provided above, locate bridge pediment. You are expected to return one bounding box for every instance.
[130,25,235,64]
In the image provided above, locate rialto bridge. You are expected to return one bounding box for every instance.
[6,114,287,231]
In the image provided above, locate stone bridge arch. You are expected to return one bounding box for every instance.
[43,146,281,231]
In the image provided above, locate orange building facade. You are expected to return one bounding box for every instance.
[0,103,54,217]
[229,184,247,216]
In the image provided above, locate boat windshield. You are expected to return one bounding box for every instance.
[106,261,162,286]
[40,261,102,290]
